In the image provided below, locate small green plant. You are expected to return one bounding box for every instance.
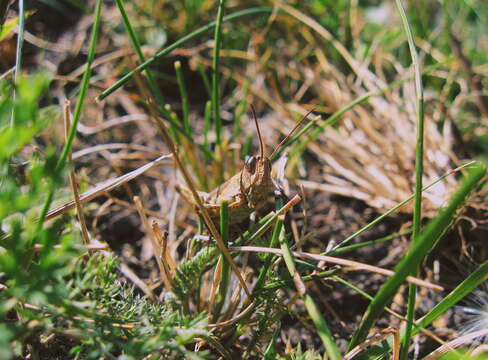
[0,73,77,358]
[0,75,212,359]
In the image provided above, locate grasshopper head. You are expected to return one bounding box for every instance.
[240,154,273,209]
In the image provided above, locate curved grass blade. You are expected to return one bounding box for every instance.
[114,0,169,117]
[175,61,190,135]
[414,258,488,336]
[10,0,25,126]
[13,0,25,82]
[36,0,103,232]
[211,0,227,145]
[327,161,475,254]
[358,258,488,359]
[276,213,342,360]
[347,163,486,350]
[97,7,272,101]
[213,200,230,322]
[394,0,426,356]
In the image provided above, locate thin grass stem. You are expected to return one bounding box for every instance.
[262,322,281,360]
[395,0,426,357]
[13,0,25,83]
[97,7,272,101]
[347,163,486,350]
[328,229,412,257]
[114,0,171,119]
[10,0,26,126]
[211,0,227,145]
[275,221,341,359]
[234,196,301,321]
[358,258,488,359]
[197,61,211,96]
[252,217,283,293]
[260,269,339,292]
[327,161,475,253]
[35,0,103,232]
[232,80,249,141]
[174,61,190,135]
[213,200,230,322]
[243,195,301,245]
[414,259,488,335]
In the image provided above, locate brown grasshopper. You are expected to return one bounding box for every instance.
[177,106,313,226]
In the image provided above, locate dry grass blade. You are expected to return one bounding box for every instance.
[423,328,488,360]
[0,66,15,80]
[152,222,174,287]
[32,243,108,252]
[134,196,173,291]
[269,108,315,160]
[207,256,223,312]
[230,246,443,291]
[207,301,257,328]
[45,154,172,221]
[119,262,156,301]
[344,328,400,360]
[63,100,91,246]
[131,71,252,298]
[154,220,176,274]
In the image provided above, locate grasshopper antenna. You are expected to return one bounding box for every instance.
[269,108,315,159]
[250,104,265,158]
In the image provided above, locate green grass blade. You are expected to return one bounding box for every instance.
[328,229,412,257]
[97,7,272,101]
[277,223,342,360]
[198,334,233,360]
[252,216,283,293]
[213,200,230,322]
[11,0,26,126]
[211,0,227,145]
[394,0,426,356]
[357,258,488,359]
[114,0,170,117]
[413,259,488,335]
[327,161,475,253]
[260,269,339,293]
[13,0,25,82]
[263,322,281,360]
[232,79,249,141]
[203,100,212,166]
[304,294,342,360]
[277,222,294,280]
[232,214,286,329]
[197,61,211,96]
[175,60,191,135]
[395,0,425,241]
[347,162,486,350]
[35,0,103,230]
[56,1,102,174]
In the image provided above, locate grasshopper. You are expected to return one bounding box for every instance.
[177,106,312,226]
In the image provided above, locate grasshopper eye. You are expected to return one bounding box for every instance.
[245,156,257,172]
